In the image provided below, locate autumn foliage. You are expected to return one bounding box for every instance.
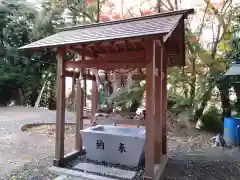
[99,9,154,23]
[140,10,154,16]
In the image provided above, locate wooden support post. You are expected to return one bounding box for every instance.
[71,72,76,111]
[144,39,155,179]
[75,69,84,152]
[84,70,87,107]
[104,70,109,96]
[154,40,163,164]
[91,78,98,123]
[54,48,66,166]
[162,53,168,155]
[75,51,85,151]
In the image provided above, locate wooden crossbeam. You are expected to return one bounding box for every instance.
[97,51,145,59]
[67,47,145,59]
[65,59,148,69]
[64,71,96,80]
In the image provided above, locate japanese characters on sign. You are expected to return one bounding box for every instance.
[118,143,126,153]
[96,140,104,150]
[95,140,127,153]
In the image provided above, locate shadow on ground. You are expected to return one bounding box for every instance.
[161,153,240,180]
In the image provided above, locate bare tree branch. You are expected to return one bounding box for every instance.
[174,0,178,10]
[165,0,175,10]
[158,0,173,11]
[198,4,208,42]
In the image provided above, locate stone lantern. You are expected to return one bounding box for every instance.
[225,62,240,112]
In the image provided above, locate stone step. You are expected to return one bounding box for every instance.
[49,166,115,180]
[54,175,68,180]
[74,162,136,179]
[54,175,85,180]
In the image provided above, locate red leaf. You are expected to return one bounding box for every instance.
[140,10,153,16]
[112,12,121,20]
[87,0,97,3]
[100,15,111,22]
[188,36,199,43]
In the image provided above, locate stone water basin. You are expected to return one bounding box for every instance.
[80,125,145,167]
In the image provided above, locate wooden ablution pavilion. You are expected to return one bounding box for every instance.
[19,9,194,180]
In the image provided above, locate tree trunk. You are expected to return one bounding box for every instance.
[193,85,213,121]
[16,88,24,106]
[34,80,48,108]
[218,83,231,117]
[29,87,39,107]
[48,79,56,110]
[189,55,196,119]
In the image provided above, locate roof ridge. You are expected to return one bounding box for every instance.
[59,9,194,32]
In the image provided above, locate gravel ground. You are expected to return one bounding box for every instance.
[24,124,77,155]
[161,158,240,180]
[0,106,78,177]
[0,155,57,180]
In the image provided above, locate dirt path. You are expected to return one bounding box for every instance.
[0,106,77,177]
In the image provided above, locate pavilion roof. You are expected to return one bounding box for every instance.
[19,9,194,50]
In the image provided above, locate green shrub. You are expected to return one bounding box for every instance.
[111,83,145,112]
[168,93,190,114]
[201,106,223,133]
[233,100,240,115]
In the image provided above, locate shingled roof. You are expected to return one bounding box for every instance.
[19,9,194,50]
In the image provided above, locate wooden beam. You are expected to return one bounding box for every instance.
[65,59,148,69]
[156,40,168,155]
[86,38,149,49]
[144,39,155,179]
[111,42,119,52]
[69,45,145,59]
[162,52,168,155]
[54,48,66,166]
[64,71,96,80]
[75,79,82,151]
[64,51,145,62]
[155,40,171,67]
[84,70,87,107]
[92,43,102,52]
[99,51,144,59]
[91,79,98,124]
[75,68,85,151]
[180,18,185,67]
[141,39,146,49]
[67,47,96,58]
[154,40,163,164]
